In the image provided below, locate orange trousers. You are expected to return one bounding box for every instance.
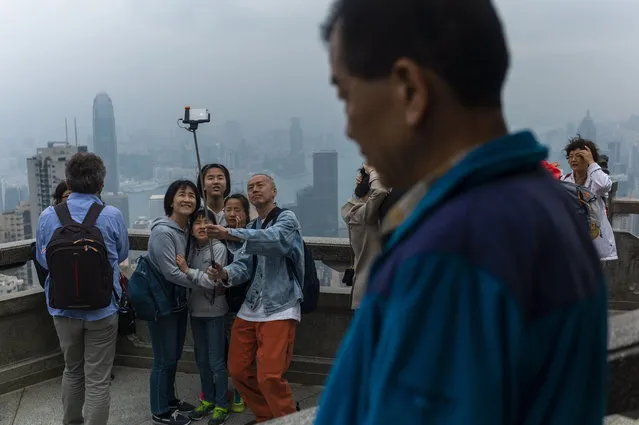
[228,317,297,423]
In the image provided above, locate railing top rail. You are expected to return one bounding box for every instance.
[611,198,639,215]
[0,232,353,269]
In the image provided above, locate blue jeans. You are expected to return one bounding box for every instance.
[148,309,188,415]
[191,316,229,409]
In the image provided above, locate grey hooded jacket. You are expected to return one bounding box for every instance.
[187,240,229,318]
[147,217,200,310]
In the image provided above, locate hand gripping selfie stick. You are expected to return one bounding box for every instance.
[178,107,217,270]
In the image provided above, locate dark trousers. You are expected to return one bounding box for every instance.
[191,316,229,408]
[148,309,188,415]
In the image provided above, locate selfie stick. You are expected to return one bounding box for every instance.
[178,107,217,269]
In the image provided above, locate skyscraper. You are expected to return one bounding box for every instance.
[577,110,597,143]
[26,142,88,229]
[290,117,304,157]
[93,93,119,193]
[285,117,307,175]
[294,151,339,237]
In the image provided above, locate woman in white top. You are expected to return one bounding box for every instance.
[561,136,617,261]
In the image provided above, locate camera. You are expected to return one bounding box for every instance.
[183,107,211,125]
[354,167,371,198]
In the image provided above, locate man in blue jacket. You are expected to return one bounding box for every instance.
[315,0,608,424]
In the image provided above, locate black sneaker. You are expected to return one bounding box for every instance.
[169,399,196,414]
[152,411,192,425]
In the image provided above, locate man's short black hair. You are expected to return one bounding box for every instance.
[65,153,106,194]
[164,179,201,217]
[321,0,509,108]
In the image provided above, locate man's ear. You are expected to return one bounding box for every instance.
[391,58,429,127]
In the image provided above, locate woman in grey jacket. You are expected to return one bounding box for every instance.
[146,180,202,425]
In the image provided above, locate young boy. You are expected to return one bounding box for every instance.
[176,210,230,425]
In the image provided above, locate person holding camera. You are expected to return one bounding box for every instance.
[561,136,617,260]
[341,164,389,309]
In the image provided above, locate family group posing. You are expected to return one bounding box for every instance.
[36,154,306,425]
[142,163,306,425]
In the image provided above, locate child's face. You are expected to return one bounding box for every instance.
[224,199,245,228]
[191,216,209,243]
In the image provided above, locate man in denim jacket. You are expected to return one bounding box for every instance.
[207,174,304,424]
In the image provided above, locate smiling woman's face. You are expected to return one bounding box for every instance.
[171,186,197,217]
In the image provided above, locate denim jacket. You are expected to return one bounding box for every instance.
[224,209,304,316]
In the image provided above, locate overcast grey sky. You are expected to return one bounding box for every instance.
[1,0,637,143]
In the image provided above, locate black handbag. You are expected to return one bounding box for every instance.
[117,272,136,335]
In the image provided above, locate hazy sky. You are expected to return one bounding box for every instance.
[1,0,638,144]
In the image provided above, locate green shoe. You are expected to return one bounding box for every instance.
[189,400,214,420]
[231,391,245,413]
[208,407,230,425]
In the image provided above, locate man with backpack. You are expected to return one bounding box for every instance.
[207,173,317,424]
[35,152,129,425]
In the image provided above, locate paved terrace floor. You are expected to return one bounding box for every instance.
[0,366,637,425]
[0,367,323,425]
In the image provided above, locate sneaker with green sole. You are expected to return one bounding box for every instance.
[208,407,229,425]
[189,401,214,421]
[231,390,245,413]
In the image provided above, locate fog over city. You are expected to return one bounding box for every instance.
[1,0,638,143]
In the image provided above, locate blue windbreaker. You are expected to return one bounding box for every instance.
[315,131,607,425]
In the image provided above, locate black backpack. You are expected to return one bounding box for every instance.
[226,207,320,314]
[295,239,320,314]
[45,202,115,310]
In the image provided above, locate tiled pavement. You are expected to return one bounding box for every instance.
[0,366,323,425]
[1,367,637,424]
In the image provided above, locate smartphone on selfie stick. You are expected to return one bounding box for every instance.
[178,106,218,270]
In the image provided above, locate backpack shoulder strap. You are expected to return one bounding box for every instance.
[263,207,283,228]
[54,203,75,226]
[82,202,105,226]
